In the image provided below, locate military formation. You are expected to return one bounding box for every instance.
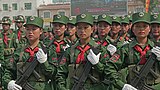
[0,12,160,90]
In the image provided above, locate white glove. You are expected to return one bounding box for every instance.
[151,46,160,61]
[123,41,129,45]
[36,48,47,63]
[87,49,101,65]
[8,80,22,90]
[64,44,70,51]
[122,84,137,90]
[107,44,117,55]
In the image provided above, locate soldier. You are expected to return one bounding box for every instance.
[14,15,27,47]
[56,13,110,90]
[109,16,122,49]
[0,21,4,90]
[95,14,117,56]
[117,15,131,48]
[41,27,50,46]
[150,13,160,43]
[104,12,160,90]
[3,16,56,90]
[1,16,19,86]
[66,17,78,46]
[48,14,70,66]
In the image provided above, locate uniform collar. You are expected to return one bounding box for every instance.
[130,38,154,48]
[75,38,98,47]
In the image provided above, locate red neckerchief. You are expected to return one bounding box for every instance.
[25,47,39,62]
[53,41,65,53]
[17,30,21,40]
[76,45,90,64]
[3,33,8,46]
[97,41,108,46]
[134,45,150,65]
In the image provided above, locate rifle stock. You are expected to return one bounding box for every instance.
[130,53,157,90]
[15,58,38,90]
[71,46,99,90]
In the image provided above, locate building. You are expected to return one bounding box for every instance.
[37,2,70,27]
[0,0,51,28]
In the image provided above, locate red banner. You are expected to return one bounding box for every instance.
[145,0,150,13]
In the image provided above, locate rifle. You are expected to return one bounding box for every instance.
[16,43,47,90]
[130,43,160,90]
[71,46,99,90]
[15,58,38,90]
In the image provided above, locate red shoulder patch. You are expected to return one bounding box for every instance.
[110,53,120,62]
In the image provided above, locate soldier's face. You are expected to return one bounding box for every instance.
[97,21,111,36]
[76,23,93,39]
[52,23,66,37]
[132,22,150,38]
[25,25,42,41]
[111,22,121,34]
[151,23,160,37]
[121,23,130,33]
[67,24,76,36]
[16,22,23,28]
[2,24,10,31]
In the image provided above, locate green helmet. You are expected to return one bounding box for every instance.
[97,14,112,25]
[15,15,25,23]
[112,16,121,24]
[43,27,49,32]
[121,16,129,24]
[24,16,43,28]
[1,16,12,25]
[132,12,150,25]
[151,14,160,24]
[76,13,94,26]
[52,14,68,25]
[68,17,76,25]
[93,15,98,23]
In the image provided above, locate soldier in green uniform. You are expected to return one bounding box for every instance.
[66,17,78,46]
[48,14,70,66]
[41,27,51,46]
[94,14,117,56]
[56,13,110,90]
[117,16,131,48]
[14,15,27,47]
[150,13,160,43]
[104,12,160,90]
[0,20,4,90]
[2,16,56,90]
[1,17,19,87]
[109,16,122,49]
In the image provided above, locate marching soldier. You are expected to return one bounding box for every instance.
[150,13,160,43]
[56,13,110,90]
[14,15,27,47]
[117,15,131,48]
[94,14,117,56]
[1,17,19,89]
[66,17,78,46]
[109,16,122,49]
[104,12,160,90]
[2,16,56,90]
[48,14,70,66]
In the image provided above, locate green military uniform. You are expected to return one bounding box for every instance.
[42,27,51,46]
[1,17,19,89]
[94,14,112,49]
[14,15,27,48]
[150,14,160,43]
[0,33,4,89]
[117,16,132,49]
[66,17,78,46]
[109,16,123,49]
[56,13,110,90]
[2,16,56,90]
[48,14,70,66]
[104,12,160,90]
